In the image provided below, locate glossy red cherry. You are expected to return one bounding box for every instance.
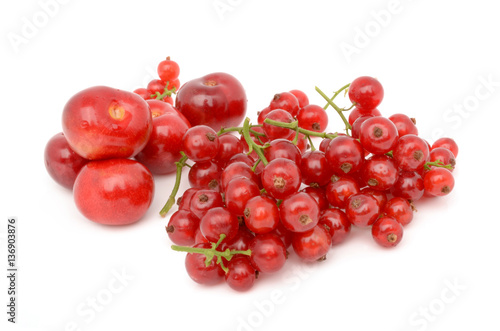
[146,99,189,123]
[348,76,384,111]
[319,208,351,245]
[73,159,154,225]
[371,216,403,248]
[135,113,191,174]
[248,233,287,273]
[62,86,153,160]
[175,72,247,131]
[44,132,88,189]
[166,210,200,246]
[279,192,320,233]
[292,225,332,261]
[185,243,224,285]
[359,116,399,155]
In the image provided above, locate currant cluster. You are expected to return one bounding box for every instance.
[133,56,181,105]
[164,76,458,291]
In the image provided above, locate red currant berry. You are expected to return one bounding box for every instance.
[279,192,320,233]
[262,109,295,140]
[220,227,255,253]
[429,148,456,170]
[269,222,294,248]
[383,197,414,226]
[325,176,360,209]
[261,158,302,199]
[348,107,381,126]
[182,125,220,162]
[432,137,458,157]
[185,243,224,285]
[360,187,388,209]
[345,193,381,227]
[188,161,221,191]
[319,208,351,245]
[361,155,399,191]
[147,79,166,96]
[199,207,239,242]
[220,161,259,192]
[300,187,329,211]
[264,139,302,164]
[269,92,300,117]
[388,113,418,137]
[243,195,280,234]
[390,171,424,201]
[296,104,329,132]
[325,136,365,176]
[133,88,152,100]
[224,177,261,216]
[227,153,255,168]
[157,56,180,82]
[292,225,332,261]
[166,210,200,246]
[288,132,309,153]
[359,116,399,155]
[289,89,309,108]
[177,188,199,211]
[249,233,287,273]
[371,216,403,248]
[257,106,273,124]
[348,76,384,111]
[393,134,430,172]
[214,133,244,168]
[300,150,333,187]
[189,189,224,219]
[423,168,455,197]
[351,115,375,139]
[225,256,256,292]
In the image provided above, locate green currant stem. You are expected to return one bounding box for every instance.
[217,124,263,136]
[307,135,316,151]
[242,117,269,166]
[152,82,177,100]
[159,152,189,217]
[252,158,261,172]
[424,161,454,171]
[316,86,352,135]
[171,234,252,273]
[322,83,351,110]
[263,118,338,140]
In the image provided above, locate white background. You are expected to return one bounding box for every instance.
[1,0,500,330]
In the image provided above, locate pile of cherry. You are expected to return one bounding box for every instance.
[164,77,458,292]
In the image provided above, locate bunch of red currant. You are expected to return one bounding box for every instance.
[164,76,458,292]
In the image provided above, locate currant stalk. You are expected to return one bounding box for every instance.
[160,152,189,217]
[423,160,454,171]
[151,82,177,100]
[171,234,251,273]
[316,86,352,134]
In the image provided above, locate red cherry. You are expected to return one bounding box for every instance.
[73,159,154,225]
[44,132,88,189]
[62,86,153,160]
